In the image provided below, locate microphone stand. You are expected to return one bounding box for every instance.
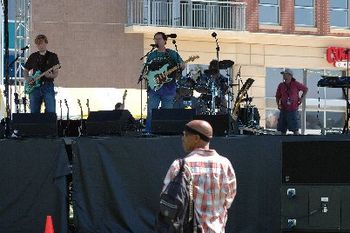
[211,32,221,115]
[211,32,220,65]
[138,46,156,130]
[173,39,182,74]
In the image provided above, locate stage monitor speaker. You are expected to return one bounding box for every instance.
[0,120,5,138]
[12,113,58,137]
[86,110,135,136]
[151,109,195,135]
[282,141,350,184]
[194,114,237,136]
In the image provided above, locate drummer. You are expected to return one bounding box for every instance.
[207,60,229,93]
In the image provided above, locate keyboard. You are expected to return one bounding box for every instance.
[318,76,350,88]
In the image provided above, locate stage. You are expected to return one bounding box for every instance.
[0,134,349,233]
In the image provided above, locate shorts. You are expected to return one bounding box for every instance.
[277,110,299,133]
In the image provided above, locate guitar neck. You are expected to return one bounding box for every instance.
[164,58,192,76]
[34,67,55,81]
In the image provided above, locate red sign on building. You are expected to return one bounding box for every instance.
[326,47,350,67]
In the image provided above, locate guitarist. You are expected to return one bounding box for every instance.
[23,34,60,113]
[145,32,185,133]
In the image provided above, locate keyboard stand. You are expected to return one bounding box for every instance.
[342,87,350,134]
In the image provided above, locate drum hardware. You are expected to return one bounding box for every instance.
[218,60,234,69]
[204,69,219,76]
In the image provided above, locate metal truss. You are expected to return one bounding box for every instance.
[14,0,30,96]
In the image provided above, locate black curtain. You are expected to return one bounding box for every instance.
[0,138,70,233]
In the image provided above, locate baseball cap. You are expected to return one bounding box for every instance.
[281,68,293,76]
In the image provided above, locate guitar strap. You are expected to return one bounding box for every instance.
[165,49,180,80]
[164,49,175,66]
[37,51,50,73]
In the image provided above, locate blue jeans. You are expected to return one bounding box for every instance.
[29,82,56,113]
[145,90,175,132]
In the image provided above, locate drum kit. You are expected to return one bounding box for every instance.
[175,59,260,128]
[175,59,235,115]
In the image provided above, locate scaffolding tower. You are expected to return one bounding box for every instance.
[14,0,30,98]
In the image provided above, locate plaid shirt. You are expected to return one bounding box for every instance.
[163,149,237,233]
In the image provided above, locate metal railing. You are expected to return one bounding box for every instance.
[127,0,246,31]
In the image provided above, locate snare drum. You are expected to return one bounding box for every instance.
[176,76,195,97]
[195,74,211,94]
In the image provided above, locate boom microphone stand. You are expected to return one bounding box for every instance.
[211,32,221,114]
[212,32,220,63]
[137,45,156,130]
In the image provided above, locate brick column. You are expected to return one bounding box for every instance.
[244,0,259,32]
[280,0,294,33]
[317,0,330,35]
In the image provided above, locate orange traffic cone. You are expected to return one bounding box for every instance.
[44,215,55,233]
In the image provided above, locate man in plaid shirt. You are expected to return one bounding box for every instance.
[163,120,237,232]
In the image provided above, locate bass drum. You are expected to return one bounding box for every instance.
[176,76,195,97]
[195,74,211,94]
[238,107,260,126]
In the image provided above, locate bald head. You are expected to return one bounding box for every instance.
[185,120,213,142]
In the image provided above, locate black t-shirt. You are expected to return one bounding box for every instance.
[24,51,60,82]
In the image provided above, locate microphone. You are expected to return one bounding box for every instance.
[21,45,29,51]
[150,44,158,48]
[211,32,217,38]
[166,34,177,39]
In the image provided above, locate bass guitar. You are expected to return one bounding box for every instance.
[24,64,61,94]
[147,56,199,91]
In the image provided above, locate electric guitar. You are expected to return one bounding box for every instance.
[122,90,127,109]
[147,55,199,91]
[115,90,127,110]
[24,64,61,94]
[77,99,84,136]
[59,100,63,136]
[63,99,70,137]
[86,99,90,116]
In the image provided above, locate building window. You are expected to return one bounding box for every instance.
[259,0,280,25]
[265,68,346,134]
[294,0,315,26]
[330,0,349,28]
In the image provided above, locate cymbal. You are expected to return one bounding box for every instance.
[219,60,234,69]
[204,69,219,76]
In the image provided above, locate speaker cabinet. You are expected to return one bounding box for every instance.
[281,185,345,232]
[12,113,57,137]
[151,109,195,135]
[194,114,237,136]
[86,110,135,136]
[282,141,350,184]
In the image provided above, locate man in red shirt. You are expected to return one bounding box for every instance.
[162,120,237,232]
[275,69,308,135]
